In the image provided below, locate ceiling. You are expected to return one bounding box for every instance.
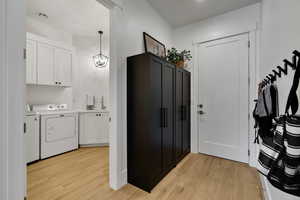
[27,0,110,37]
[147,0,261,28]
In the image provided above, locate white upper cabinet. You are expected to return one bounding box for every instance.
[37,42,55,86]
[26,39,37,84]
[26,33,73,87]
[54,48,72,87]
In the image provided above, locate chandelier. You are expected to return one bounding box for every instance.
[93,31,109,68]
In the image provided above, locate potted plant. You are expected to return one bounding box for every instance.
[166,48,192,68]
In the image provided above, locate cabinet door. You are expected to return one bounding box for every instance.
[24,116,40,163]
[175,70,183,161]
[162,63,175,170]
[26,40,37,84]
[80,113,108,145]
[37,43,55,85]
[55,48,72,87]
[182,71,191,154]
[149,57,163,180]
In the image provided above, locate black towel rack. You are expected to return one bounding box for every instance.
[260,50,300,87]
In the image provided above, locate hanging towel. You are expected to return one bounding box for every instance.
[255,84,279,118]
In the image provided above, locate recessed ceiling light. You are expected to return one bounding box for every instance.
[37,12,49,19]
[195,0,206,3]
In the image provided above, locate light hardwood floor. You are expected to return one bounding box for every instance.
[27,147,263,200]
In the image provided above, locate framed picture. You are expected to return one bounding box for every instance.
[143,32,166,58]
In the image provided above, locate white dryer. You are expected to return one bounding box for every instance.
[33,104,78,159]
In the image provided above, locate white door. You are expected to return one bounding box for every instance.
[37,42,55,86]
[197,34,249,163]
[26,39,37,84]
[54,48,72,87]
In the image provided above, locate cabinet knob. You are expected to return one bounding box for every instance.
[198,110,206,115]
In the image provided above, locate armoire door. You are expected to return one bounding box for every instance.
[182,71,191,154]
[162,63,175,170]
[149,56,163,180]
[175,70,183,162]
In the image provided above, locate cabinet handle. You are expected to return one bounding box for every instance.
[184,106,188,121]
[60,114,65,117]
[24,123,27,134]
[165,108,168,128]
[181,105,184,121]
[160,108,164,128]
[183,106,186,121]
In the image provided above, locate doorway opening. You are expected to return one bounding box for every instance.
[24,0,112,199]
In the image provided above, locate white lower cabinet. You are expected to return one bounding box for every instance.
[79,112,109,146]
[24,115,40,164]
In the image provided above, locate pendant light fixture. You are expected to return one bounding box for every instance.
[93,31,109,68]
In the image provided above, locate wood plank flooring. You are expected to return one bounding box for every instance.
[27,147,263,200]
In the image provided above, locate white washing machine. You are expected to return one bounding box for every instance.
[33,104,79,159]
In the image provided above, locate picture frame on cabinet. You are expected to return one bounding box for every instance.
[143,32,166,58]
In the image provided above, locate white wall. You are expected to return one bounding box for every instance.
[123,0,173,55]
[261,0,300,115]
[27,17,73,45]
[72,35,110,110]
[111,0,174,187]
[260,0,300,199]
[172,4,261,164]
[173,3,261,50]
[26,17,74,107]
[1,0,26,199]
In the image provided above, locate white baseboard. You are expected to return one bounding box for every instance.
[80,143,109,147]
[260,175,272,200]
[120,169,127,187]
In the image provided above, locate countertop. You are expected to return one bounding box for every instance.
[76,109,110,114]
[25,109,109,116]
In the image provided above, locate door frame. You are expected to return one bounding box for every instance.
[1,0,127,199]
[192,30,259,167]
[0,0,26,199]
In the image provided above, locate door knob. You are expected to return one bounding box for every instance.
[198,110,206,115]
[198,104,203,108]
